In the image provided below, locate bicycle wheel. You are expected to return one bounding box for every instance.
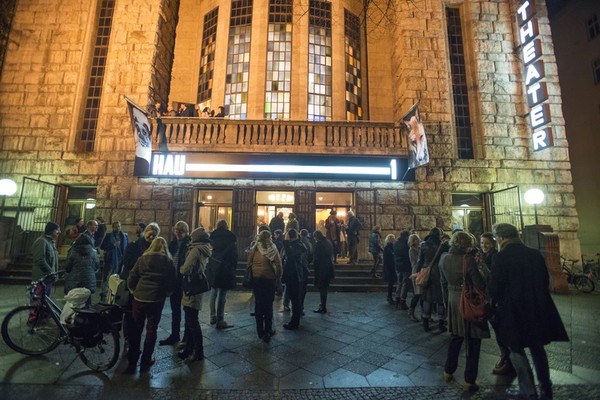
[574,275,595,293]
[1,305,62,355]
[78,329,120,371]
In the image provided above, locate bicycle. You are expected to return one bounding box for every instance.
[582,253,600,287]
[561,256,595,293]
[1,271,123,371]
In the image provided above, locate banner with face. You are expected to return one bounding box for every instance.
[401,102,429,169]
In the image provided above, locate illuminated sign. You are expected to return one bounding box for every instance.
[517,0,553,151]
[149,152,414,181]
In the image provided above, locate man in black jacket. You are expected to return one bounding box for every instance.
[393,230,412,310]
[489,223,568,400]
[159,221,191,345]
[208,220,238,330]
[282,229,307,330]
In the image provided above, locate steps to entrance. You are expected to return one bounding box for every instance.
[1,259,389,292]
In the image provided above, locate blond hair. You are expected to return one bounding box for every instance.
[144,237,172,259]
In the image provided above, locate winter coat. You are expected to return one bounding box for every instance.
[121,237,151,281]
[409,245,422,295]
[101,230,128,271]
[346,216,362,240]
[368,231,383,254]
[313,238,334,289]
[285,218,300,234]
[128,252,176,303]
[64,234,100,294]
[180,239,212,310]
[325,216,341,242]
[169,236,191,278]
[282,239,307,285]
[248,240,282,290]
[393,237,411,273]
[31,235,59,281]
[439,251,490,339]
[417,234,448,304]
[382,243,396,283]
[269,216,285,234]
[208,227,238,289]
[489,239,568,349]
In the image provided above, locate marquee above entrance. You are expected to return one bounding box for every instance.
[148,152,415,182]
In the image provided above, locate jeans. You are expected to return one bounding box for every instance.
[129,299,164,365]
[183,306,203,356]
[371,251,382,274]
[445,334,482,384]
[209,288,228,321]
[167,280,183,337]
[253,278,276,337]
[396,270,412,300]
[510,343,552,399]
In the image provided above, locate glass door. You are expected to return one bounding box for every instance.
[196,190,232,231]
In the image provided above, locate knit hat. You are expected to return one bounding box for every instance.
[44,222,60,235]
[191,227,209,242]
[138,222,147,230]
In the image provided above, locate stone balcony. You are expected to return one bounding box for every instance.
[149,117,408,156]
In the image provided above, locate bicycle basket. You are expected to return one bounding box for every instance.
[70,309,103,348]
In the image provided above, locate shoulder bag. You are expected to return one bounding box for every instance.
[182,252,211,296]
[415,243,443,287]
[459,254,489,322]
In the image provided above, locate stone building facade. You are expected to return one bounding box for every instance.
[0,0,582,261]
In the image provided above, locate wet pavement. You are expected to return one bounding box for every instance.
[0,283,599,399]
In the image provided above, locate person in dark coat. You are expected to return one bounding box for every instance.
[64,233,100,297]
[477,232,514,376]
[417,227,449,332]
[439,231,490,393]
[312,230,334,313]
[345,211,362,264]
[93,216,107,249]
[382,234,396,304]
[208,219,238,329]
[393,230,412,309]
[282,229,307,330]
[100,221,128,301]
[159,221,191,346]
[368,226,384,278]
[269,211,285,235]
[489,223,569,400]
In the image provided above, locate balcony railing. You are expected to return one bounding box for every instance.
[150,118,407,155]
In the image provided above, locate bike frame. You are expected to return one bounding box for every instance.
[30,283,69,338]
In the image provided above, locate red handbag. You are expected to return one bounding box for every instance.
[459,255,489,323]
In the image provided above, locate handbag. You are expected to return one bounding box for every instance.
[459,255,489,323]
[182,257,211,296]
[242,264,254,289]
[415,242,444,287]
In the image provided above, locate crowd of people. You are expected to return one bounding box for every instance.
[31,213,567,399]
[149,101,226,119]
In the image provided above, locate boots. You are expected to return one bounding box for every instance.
[493,355,517,376]
[423,317,431,332]
[438,319,447,332]
[408,308,419,322]
[397,299,408,310]
[387,296,394,305]
[313,304,326,313]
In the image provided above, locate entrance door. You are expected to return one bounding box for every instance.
[233,188,255,259]
[196,190,233,231]
[488,186,523,232]
[294,190,316,234]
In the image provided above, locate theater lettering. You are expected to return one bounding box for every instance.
[517,0,553,151]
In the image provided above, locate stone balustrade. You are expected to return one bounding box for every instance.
[150,118,407,155]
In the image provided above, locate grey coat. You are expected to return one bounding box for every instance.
[180,240,212,310]
[439,251,490,339]
[31,235,59,281]
[64,234,100,294]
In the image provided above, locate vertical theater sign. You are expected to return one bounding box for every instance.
[517,0,554,151]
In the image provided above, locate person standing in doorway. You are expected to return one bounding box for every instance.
[325,210,341,263]
[159,221,191,346]
[269,211,285,235]
[208,220,238,329]
[100,221,128,302]
[346,211,362,264]
[489,223,568,400]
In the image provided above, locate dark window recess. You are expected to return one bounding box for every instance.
[446,7,474,159]
[77,0,115,152]
[587,14,600,40]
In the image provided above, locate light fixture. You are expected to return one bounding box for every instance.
[524,188,545,225]
[0,178,18,217]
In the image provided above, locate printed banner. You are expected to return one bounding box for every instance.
[126,97,152,176]
[401,102,429,169]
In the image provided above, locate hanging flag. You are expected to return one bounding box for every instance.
[401,102,429,169]
[125,97,152,176]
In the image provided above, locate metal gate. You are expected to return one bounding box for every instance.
[488,186,523,232]
[10,177,64,259]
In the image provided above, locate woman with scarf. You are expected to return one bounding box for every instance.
[247,229,282,343]
[178,227,212,361]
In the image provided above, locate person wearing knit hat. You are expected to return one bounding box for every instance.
[31,221,61,295]
[135,223,147,239]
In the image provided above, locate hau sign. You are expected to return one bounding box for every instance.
[517,0,554,151]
